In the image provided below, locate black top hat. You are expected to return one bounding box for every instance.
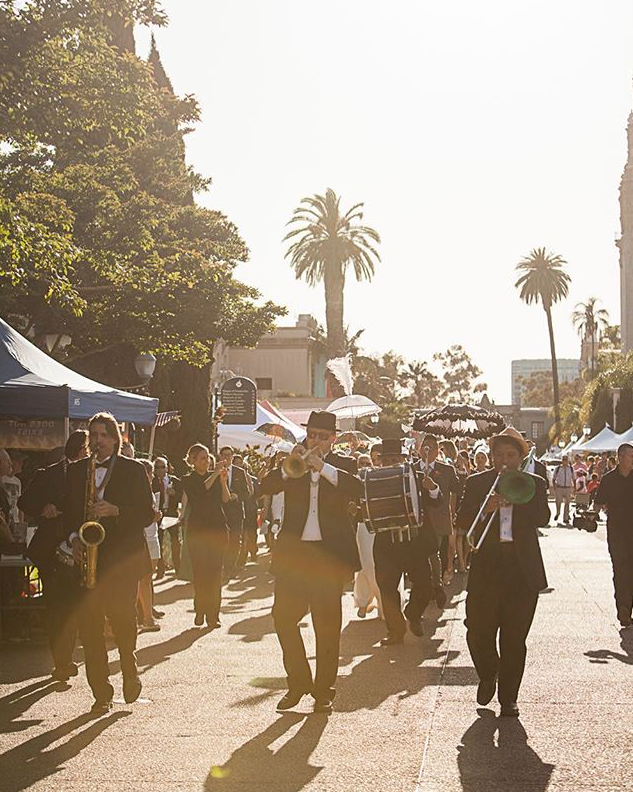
[380,438,406,456]
[302,410,337,433]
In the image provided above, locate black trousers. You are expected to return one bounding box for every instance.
[77,573,139,702]
[465,544,538,705]
[373,531,434,639]
[39,566,78,669]
[272,542,345,700]
[188,527,227,620]
[239,507,258,560]
[606,525,633,621]
[224,517,243,575]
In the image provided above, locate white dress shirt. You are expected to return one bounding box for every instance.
[499,504,514,542]
[300,463,339,540]
[423,461,441,499]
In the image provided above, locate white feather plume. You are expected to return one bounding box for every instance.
[326,354,354,396]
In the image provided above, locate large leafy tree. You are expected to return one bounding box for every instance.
[433,345,487,404]
[515,247,571,437]
[0,1,284,451]
[284,188,380,357]
[572,297,609,379]
[399,360,442,408]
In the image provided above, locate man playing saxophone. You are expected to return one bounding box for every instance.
[65,412,155,714]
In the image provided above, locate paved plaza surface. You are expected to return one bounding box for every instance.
[2,518,633,792]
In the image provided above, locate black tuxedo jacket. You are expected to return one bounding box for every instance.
[152,475,183,518]
[65,455,154,581]
[259,451,361,575]
[223,465,249,527]
[456,468,549,594]
[19,460,69,570]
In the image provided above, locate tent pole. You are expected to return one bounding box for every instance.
[64,417,70,442]
[148,424,157,458]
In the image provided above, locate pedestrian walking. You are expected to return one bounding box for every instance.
[553,455,575,524]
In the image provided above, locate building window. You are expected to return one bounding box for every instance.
[256,377,273,390]
[531,421,544,439]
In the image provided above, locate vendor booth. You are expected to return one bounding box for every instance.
[0,316,158,639]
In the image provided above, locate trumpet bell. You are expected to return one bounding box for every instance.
[497,470,536,505]
[281,455,308,479]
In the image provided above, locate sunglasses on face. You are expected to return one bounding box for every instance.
[307,430,332,441]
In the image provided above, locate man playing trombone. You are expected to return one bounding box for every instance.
[456,427,549,717]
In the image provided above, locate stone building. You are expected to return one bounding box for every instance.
[619,96,633,352]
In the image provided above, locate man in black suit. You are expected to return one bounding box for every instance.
[259,411,360,714]
[456,427,550,717]
[372,438,440,646]
[19,431,89,681]
[233,454,259,562]
[66,412,155,714]
[152,457,183,576]
[218,446,250,578]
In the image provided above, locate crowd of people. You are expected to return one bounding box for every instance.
[0,411,631,720]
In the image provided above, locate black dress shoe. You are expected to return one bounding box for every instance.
[276,691,309,711]
[51,663,77,682]
[194,613,205,627]
[476,676,497,706]
[434,586,447,608]
[380,635,404,646]
[206,614,221,629]
[312,698,333,715]
[500,702,520,717]
[407,618,424,637]
[123,675,142,704]
[90,698,113,715]
[152,608,165,619]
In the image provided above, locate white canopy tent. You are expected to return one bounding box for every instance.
[573,425,620,454]
[615,424,633,444]
[217,402,306,451]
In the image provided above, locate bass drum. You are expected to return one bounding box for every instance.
[360,463,420,534]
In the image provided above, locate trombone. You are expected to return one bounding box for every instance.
[466,448,536,552]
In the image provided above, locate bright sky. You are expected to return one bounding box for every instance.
[137,1,633,403]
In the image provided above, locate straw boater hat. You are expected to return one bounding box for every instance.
[488,426,530,458]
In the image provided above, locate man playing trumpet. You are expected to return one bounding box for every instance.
[456,427,549,717]
[259,411,360,715]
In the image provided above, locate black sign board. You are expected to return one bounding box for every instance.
[220,377,257,425]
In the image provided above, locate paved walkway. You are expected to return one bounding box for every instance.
[2,520,633,792]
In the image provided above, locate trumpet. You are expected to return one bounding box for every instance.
[79,455,106,588]
[466,449,536,552]
[281,446,320,479]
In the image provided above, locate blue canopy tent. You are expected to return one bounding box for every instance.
[0,317,158,423]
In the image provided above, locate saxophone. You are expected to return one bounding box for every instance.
[78,454,106,589]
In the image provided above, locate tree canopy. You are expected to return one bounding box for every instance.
[0,0,284,374]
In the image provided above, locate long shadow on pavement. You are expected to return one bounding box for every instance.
[1,642,53,685]
[107,626,213,676]
[0,678,72,733]
[204,712,327,792]
[153,581,193,606]
[585,627,633,665]
[457,711,555,792]
[0,710,129,792]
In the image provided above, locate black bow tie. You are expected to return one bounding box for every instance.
[96,458,111,469]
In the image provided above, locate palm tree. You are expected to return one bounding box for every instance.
[515,247,571,436]
[284,188,381,356]
[572,297,609,378]
[400,360,442,408]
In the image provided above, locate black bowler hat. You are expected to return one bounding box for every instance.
[303,410,337,433]
[380,438,406,456]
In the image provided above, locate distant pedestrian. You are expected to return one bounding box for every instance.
[553,456,574,524]
[594,443,633,627]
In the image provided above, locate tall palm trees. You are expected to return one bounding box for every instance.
[515,247,571,435]
[284,188,381,356]
[572,297,609,378]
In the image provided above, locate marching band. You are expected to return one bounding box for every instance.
[16,408,556,719]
